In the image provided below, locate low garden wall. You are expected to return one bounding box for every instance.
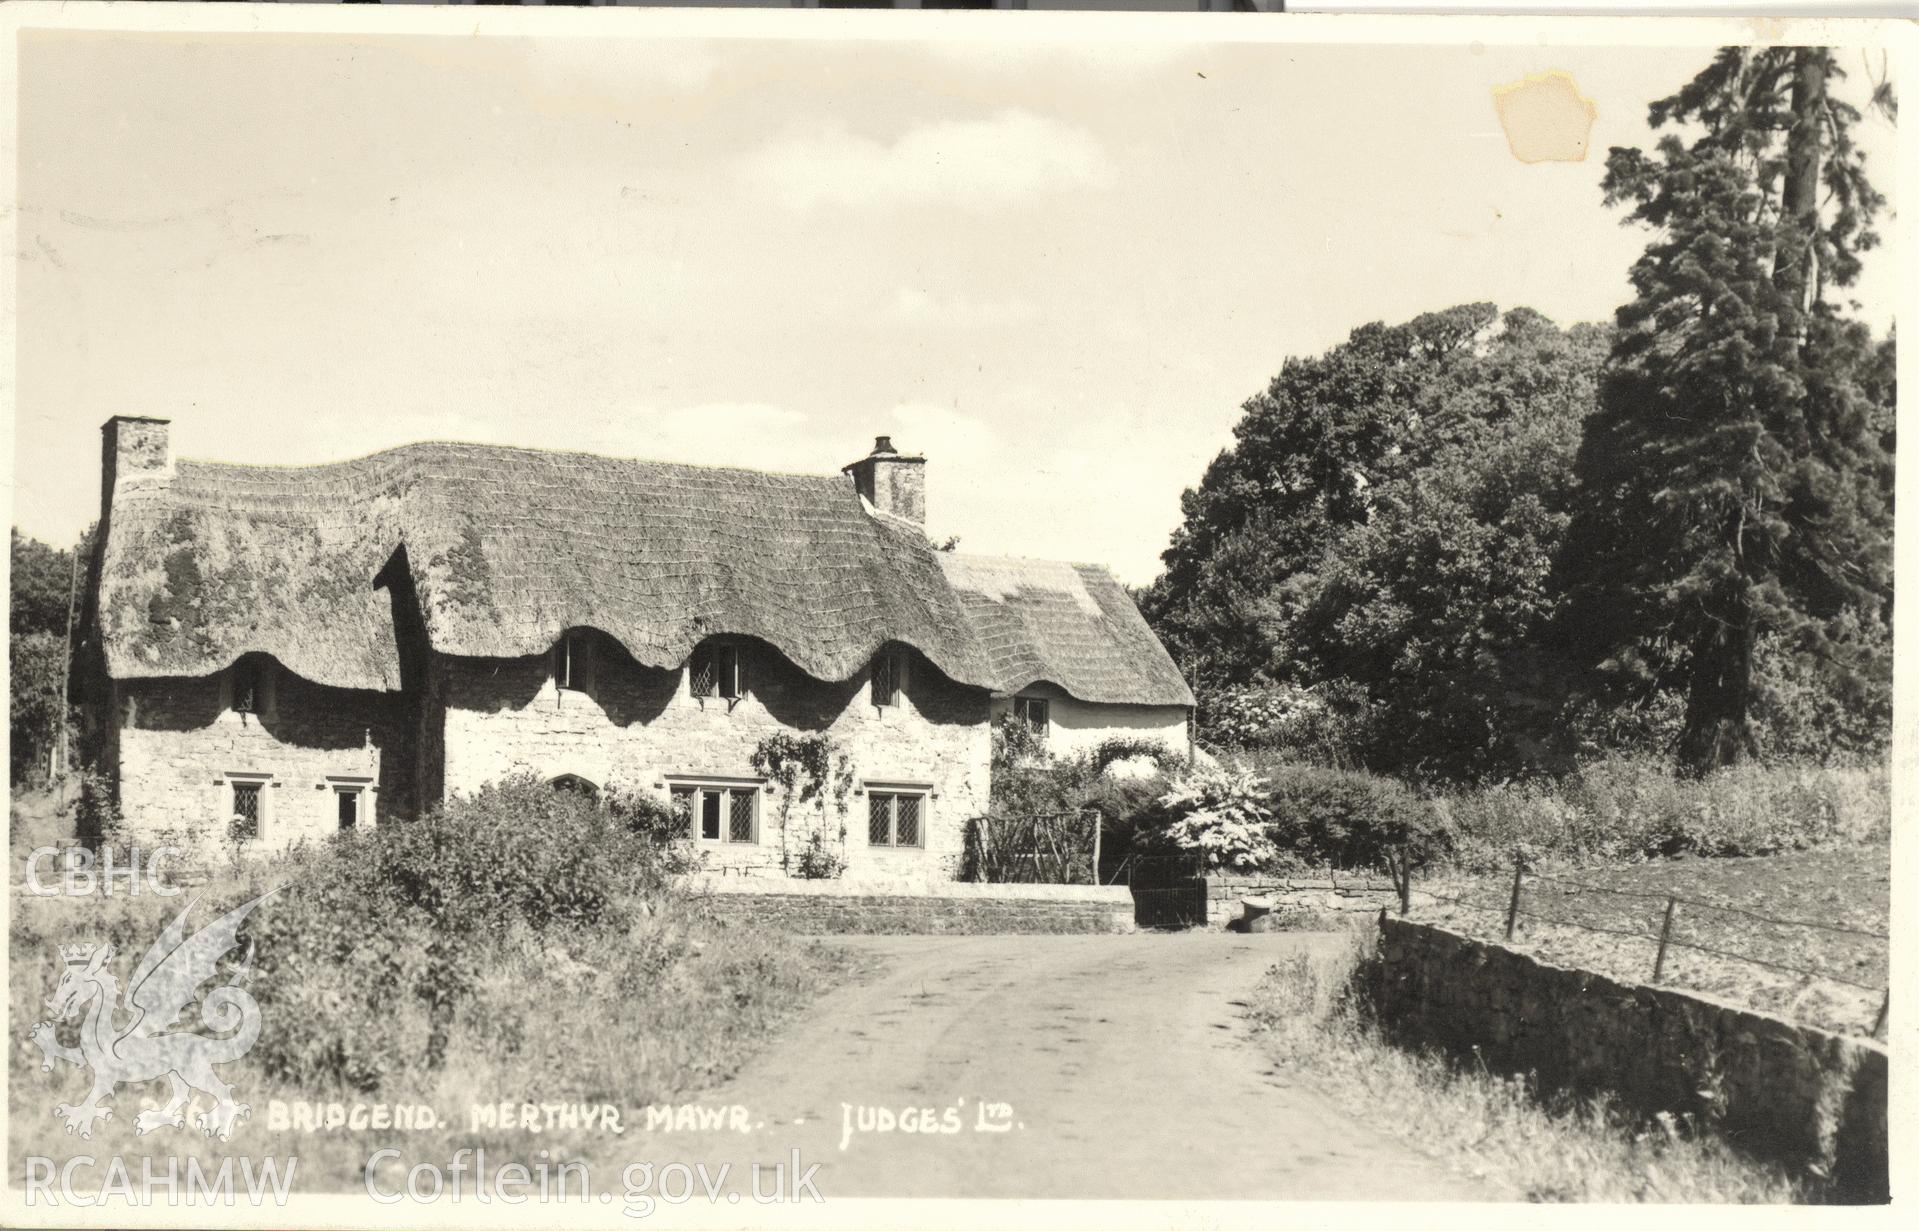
[1203,872,1429,926]
[1369,916,1888,1202]
[684,874,1134,935]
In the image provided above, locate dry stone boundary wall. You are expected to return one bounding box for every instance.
[1369,916,1887,1202]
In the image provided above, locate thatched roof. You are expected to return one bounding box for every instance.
[97,441,1191,709]
[936,553,1193,707]
[97,453,415,691]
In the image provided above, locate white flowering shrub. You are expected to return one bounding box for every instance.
[1157,763,1278,871]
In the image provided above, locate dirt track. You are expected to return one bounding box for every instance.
[651,933,1491,1201]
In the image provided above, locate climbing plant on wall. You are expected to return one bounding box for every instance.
[750,733,856,878]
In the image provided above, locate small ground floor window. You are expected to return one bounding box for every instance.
[867,791,925,848]
[328,776,372,830]
[224,773,273,843]
[670,781,759,843]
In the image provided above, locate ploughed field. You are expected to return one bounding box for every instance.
[1422,847,1889,1038]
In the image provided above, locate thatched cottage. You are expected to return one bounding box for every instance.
[82,417,1191,878]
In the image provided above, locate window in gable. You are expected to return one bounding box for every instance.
[1013,695,1049,736]
[689,642,744,702]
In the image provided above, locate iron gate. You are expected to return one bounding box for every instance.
[1126,853,1208,929]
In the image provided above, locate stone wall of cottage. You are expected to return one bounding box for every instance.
[437,635,991,882]
[114,665,405,854]
[987,685,1190,760]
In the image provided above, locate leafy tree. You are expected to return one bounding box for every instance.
[10,529,77,637]
[9,529,87,785]
[1142,303,1502,692]
[10,631,68,785]
[1144,307,1609,779]
[1559,48,1895,774]
[1283,312,1609,778]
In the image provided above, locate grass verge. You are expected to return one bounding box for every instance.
[1246,936,1804,1203]
[9,779,876,1191]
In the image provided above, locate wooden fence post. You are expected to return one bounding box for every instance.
[1652,896,1679,983]
[1089,811,1102,886]
[1504,851,1524,941]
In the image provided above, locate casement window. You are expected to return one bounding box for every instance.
[689,642,745,701]
[871,651,904,707]
[552,631,594,693]
[867,790,926,849]
[669,781,759,844]
[1013,695,1050,736]
[224,773,273,843]
[327,776,372,831]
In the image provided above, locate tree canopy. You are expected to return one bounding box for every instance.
[1142,47,1894,783]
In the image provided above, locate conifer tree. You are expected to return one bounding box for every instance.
[1561,48,1895,773]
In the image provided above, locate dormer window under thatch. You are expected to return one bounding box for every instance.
[690,642,744,702]
[232,662,261,714]
[871,650,903,707]
[553,631,594,693]
[227,657,274,720]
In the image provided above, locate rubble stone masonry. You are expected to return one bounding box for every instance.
[115,669,402,853]
[439,636,991,881]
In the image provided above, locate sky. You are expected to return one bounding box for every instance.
[10,28,1901,585]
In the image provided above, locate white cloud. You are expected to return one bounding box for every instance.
[885,402,1001,473]
[885,286,1039,328]
[740,111,1113,212]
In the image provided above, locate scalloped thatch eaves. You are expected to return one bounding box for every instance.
[97,441,1192,709]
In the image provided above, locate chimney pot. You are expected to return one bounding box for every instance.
[842,434,926,525]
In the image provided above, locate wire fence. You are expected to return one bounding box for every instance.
[1423,855,1889,1040]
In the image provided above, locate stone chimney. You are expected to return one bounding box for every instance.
[842,435,926,524]
[100,416,173,522]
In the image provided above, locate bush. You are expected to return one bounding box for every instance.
[1157,762,1279,872]
[793,831,848,879]
[1256,761,1453,901]
[1087,735,1188,777]
[247,775,672,1085]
